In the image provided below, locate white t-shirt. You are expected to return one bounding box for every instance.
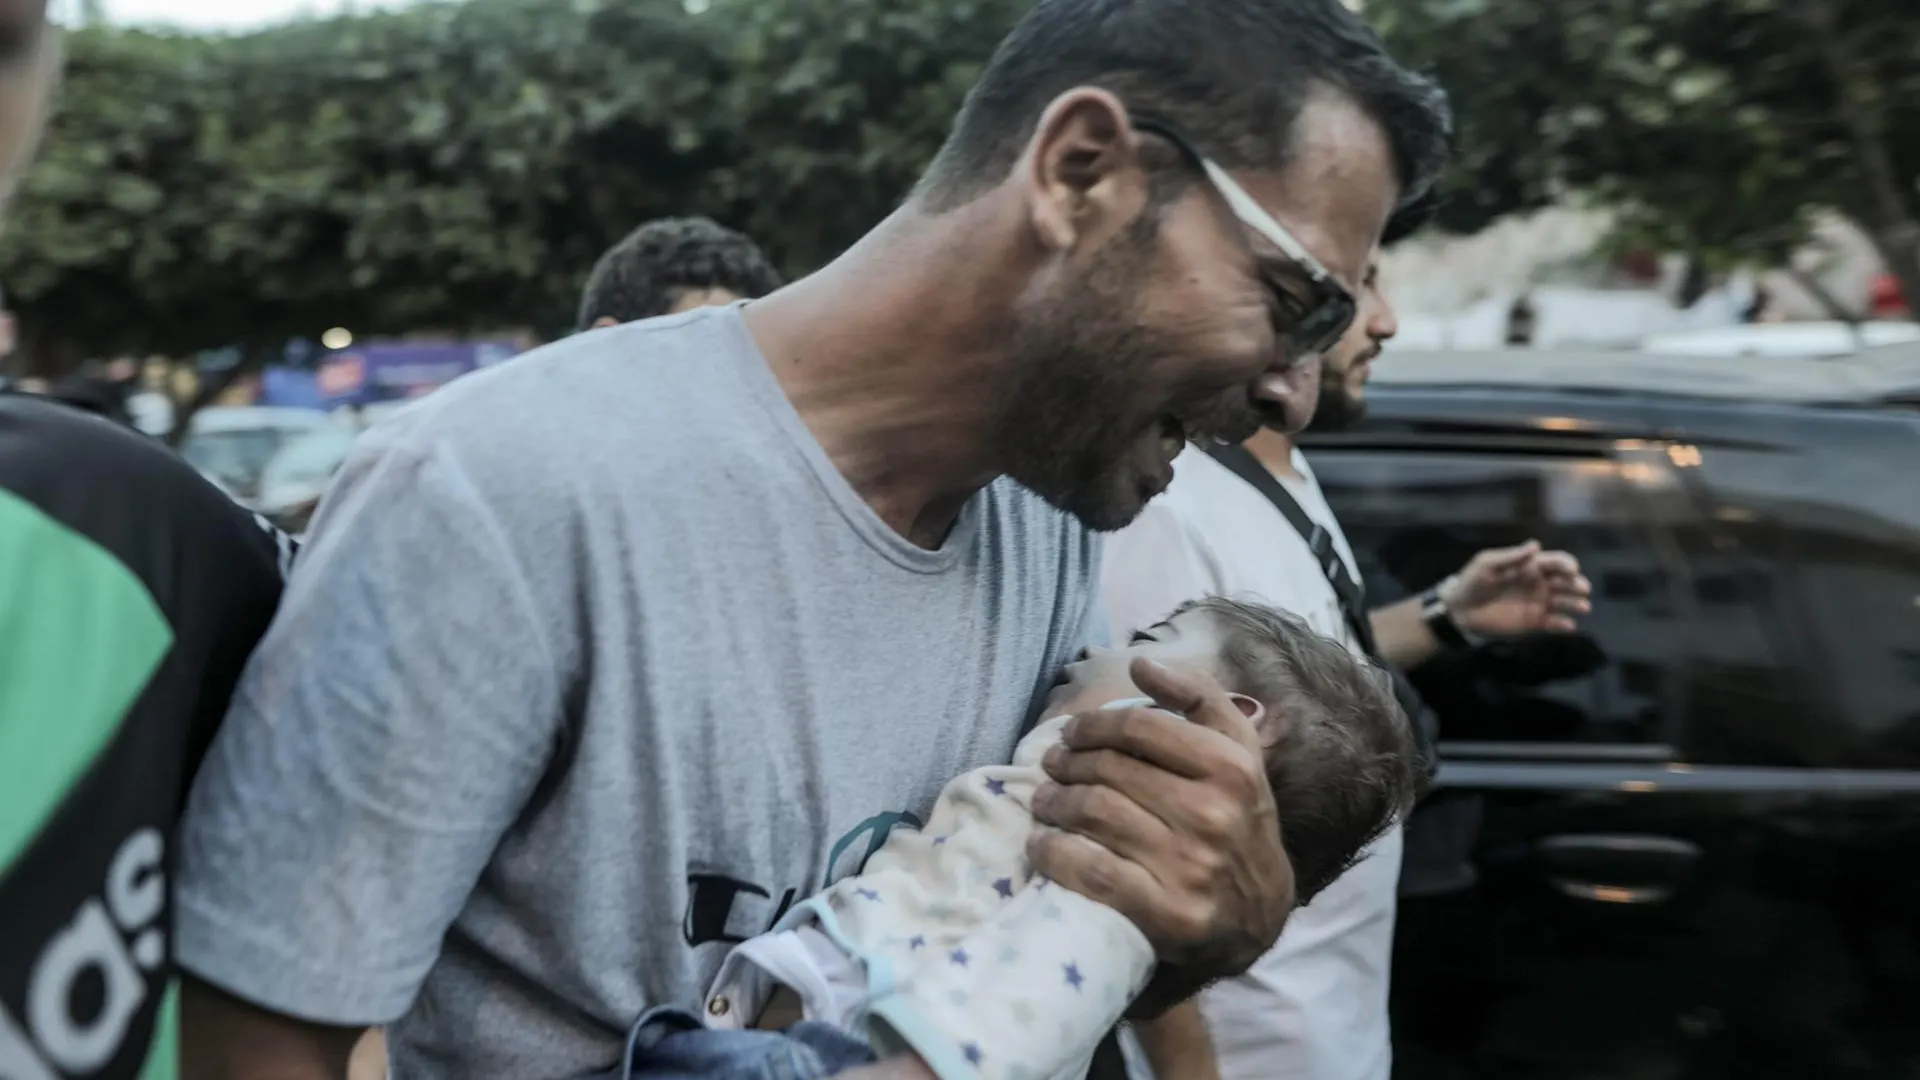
[1101,444,1402,1080]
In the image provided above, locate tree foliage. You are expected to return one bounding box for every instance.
[0,0,1030,373]
[705,0,1025,271]
[7,0,1916,375]
[1372,0,1920,313]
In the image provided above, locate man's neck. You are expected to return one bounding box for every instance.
[1243,427,1301,480]
[740,205,1020,549]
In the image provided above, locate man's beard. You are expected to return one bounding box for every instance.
[989,220,1191,532]
[1304,360,1367,433]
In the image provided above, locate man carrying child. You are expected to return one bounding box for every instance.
[171,0,1451,1076]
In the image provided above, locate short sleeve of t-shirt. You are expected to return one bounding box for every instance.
[174,423,572,1025]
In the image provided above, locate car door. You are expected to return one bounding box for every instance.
[1309,413,1920,1080]
[1661,407,1920,1079]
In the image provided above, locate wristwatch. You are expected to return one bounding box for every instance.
[1420,576,1476,650]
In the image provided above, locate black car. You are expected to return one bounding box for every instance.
[1297,350,1920,1080]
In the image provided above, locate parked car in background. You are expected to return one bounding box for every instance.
[1299,350,1920,1080]
[257,423,361,536]
[178,405,335,509]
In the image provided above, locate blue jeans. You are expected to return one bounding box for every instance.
[616,1006,878,1080]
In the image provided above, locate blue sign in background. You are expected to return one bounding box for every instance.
[258,341,521,409]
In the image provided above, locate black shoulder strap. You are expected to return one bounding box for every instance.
[1204,443,1442,781]
[1204,443,1379,658]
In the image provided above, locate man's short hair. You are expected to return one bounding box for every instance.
[576,217,783,330]
[1178,595,1425,904]
[917,0,1451,215]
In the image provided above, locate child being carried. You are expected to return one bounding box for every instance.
[620,597,1426,1080]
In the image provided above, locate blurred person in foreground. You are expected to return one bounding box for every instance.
[172,1,1449,1077]
[0,2,294,1077]
[577,216,783,330]
[1102,219,1591,1080]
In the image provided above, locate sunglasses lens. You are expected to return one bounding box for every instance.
[1292,297,1357,358]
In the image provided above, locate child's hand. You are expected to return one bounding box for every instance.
[1025,658,1294,1012]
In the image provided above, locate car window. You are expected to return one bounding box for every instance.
[1311,447,1689,751]
[1789,531,1920,768]
[180,428,289,498]
[1746,422,1920,769]
[263,427,358,489]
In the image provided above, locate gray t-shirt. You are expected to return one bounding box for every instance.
[174,306,1105,1079]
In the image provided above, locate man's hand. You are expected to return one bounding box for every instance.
[1446,540,1590,638]
[1026,658,1294,1013]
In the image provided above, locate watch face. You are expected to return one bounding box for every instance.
[1422,592,1472,649]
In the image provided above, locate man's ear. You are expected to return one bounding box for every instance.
[1021,87,1149,254]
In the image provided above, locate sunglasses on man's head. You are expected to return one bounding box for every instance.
[1130,117,1358,361]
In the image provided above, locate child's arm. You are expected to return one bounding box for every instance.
[863,879,1153,1080]
[788,709,1159,1080]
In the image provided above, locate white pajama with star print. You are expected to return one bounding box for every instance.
[705,701,1157,1080]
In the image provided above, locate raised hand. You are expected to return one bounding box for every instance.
[1446,540,1592,638]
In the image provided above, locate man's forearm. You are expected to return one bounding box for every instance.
[1135,1000,1221,1080]
[1369,595,1440,671]
[181,976,365,1080]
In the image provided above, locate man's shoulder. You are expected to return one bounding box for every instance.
[0,394,284,566]
[1134,446,1273,532]
[410,308,746,424]
[1,393,192,497]
[1142,445,1338,591]
[364,309,763,490]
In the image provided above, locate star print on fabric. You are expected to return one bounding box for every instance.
[993,878,1014,898]
[1010,1000,1037,1026]
[932,835,949,846]
[909,935,927,950]
[999,945,1021,965]
[1065,962,1085,990]
[855,887,880,901]
[950,948,971,967]
[1040,901,1063,921]
[985,778,1008,796]
[964,1043,983,1066]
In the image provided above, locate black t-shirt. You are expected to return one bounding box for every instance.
[0,395,288,1079]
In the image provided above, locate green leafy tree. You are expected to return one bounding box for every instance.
[1372,0,1920,315]
[704,0,1027,273]
[0,0,1028,401]
[1,0,731,381]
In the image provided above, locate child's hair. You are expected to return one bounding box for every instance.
[1174,596,1426,904]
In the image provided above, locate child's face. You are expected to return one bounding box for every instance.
[1043,608,1235,716]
